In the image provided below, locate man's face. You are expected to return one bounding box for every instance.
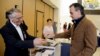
[11,12,23,26]
[70,6,80,20]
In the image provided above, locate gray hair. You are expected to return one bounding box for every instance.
[6,8,21,19]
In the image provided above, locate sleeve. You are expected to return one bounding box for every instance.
[54,29,71,39]
[78,22,97,56]
[1,28,34,49]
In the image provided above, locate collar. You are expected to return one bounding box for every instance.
[72,15,85,25]
[10,20,19,28]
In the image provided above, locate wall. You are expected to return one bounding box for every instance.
[54,9,60,33]
[86,15,100,30]
[0,0,22,28]
[23,0,35,36]
[59,0,77,32]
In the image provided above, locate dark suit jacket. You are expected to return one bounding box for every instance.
[1,21,35,56]
[55,17,97,56]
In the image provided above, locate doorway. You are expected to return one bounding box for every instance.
[36,11,44,38]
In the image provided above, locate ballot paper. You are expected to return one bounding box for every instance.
[46,39,58,46]
[36,46,55,50]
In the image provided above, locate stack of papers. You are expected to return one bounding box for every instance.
[46,39,58,46]
[36,46,55,50]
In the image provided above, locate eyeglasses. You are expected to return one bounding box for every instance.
[15,16,23,20]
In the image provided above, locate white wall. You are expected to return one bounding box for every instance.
[58,0,77,32]
[54,9,60,33]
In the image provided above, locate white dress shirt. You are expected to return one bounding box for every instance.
[43,25,55,38]
[11,21,24,41]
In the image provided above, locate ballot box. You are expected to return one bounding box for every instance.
[61,43,70,56]
[29,39,57,56]
[29,39,71,56]
[35,46,55,56]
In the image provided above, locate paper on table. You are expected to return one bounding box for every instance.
[36,46,55,50]
[46,39,58,46]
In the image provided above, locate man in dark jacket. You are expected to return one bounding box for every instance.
[1,8,46,56]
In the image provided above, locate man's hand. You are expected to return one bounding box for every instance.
[33,38,47,46]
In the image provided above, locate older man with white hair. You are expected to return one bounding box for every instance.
[1,8,47,56]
